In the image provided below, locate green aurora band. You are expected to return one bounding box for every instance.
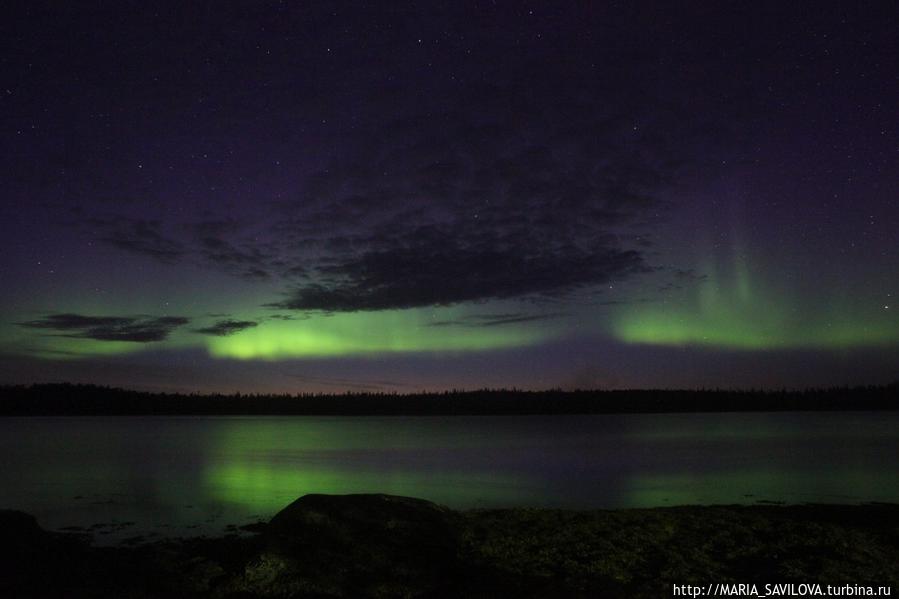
[205,308,550,360]
[5,250,895,361]
[612,255,898,350]
[1,305,553,361]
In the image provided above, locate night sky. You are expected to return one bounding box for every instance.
[2,2,897,393]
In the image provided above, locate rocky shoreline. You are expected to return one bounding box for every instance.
[2,495,898,598]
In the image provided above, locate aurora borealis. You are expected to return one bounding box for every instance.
[613,251,899,350]
[2,2,897,392]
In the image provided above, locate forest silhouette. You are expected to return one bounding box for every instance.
[1,383,897,416]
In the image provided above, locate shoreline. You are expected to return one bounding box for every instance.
[3,495,898,598]
[2,383,898,416]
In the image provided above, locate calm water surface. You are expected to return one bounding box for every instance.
[1,413,897,542]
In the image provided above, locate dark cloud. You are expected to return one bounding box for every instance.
[429,313,565,328]
[186,219,281,281]
[260,31,728,312]
[196,234,274,280]
[89,217,185,264]
[271,224,649,311]
[595,298,656,306]
[193,319,259,336]
[19,313,189,342]
[657,268,710,292]
[83,215,293,280]
[65,5,745,313]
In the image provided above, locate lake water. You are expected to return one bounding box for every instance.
[1,412,897,543]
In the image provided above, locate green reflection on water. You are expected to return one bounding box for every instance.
[200,417,534,511]
[203,462,526,512]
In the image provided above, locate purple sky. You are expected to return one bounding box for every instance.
[1,2,897,392]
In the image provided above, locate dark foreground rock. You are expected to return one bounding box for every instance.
[225,494,464,597]
[1,498,898,598]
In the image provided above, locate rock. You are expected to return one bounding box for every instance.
[0,510,46,550]
[232,494,463,597]
[266,493,458,552]
[0,509,83,596]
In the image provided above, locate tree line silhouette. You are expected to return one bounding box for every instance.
[0,383,896,416]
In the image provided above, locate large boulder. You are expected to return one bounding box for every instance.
[233,494,463,597]
[0,509,46,551]
[266,493,459,554]
[0,509,87,596]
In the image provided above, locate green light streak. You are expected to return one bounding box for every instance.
[2,298,553,360]
[612,254,898,350]
[206,308,548,360]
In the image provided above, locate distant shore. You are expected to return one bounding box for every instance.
[1,382,898,416]
[2,495,898,598]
